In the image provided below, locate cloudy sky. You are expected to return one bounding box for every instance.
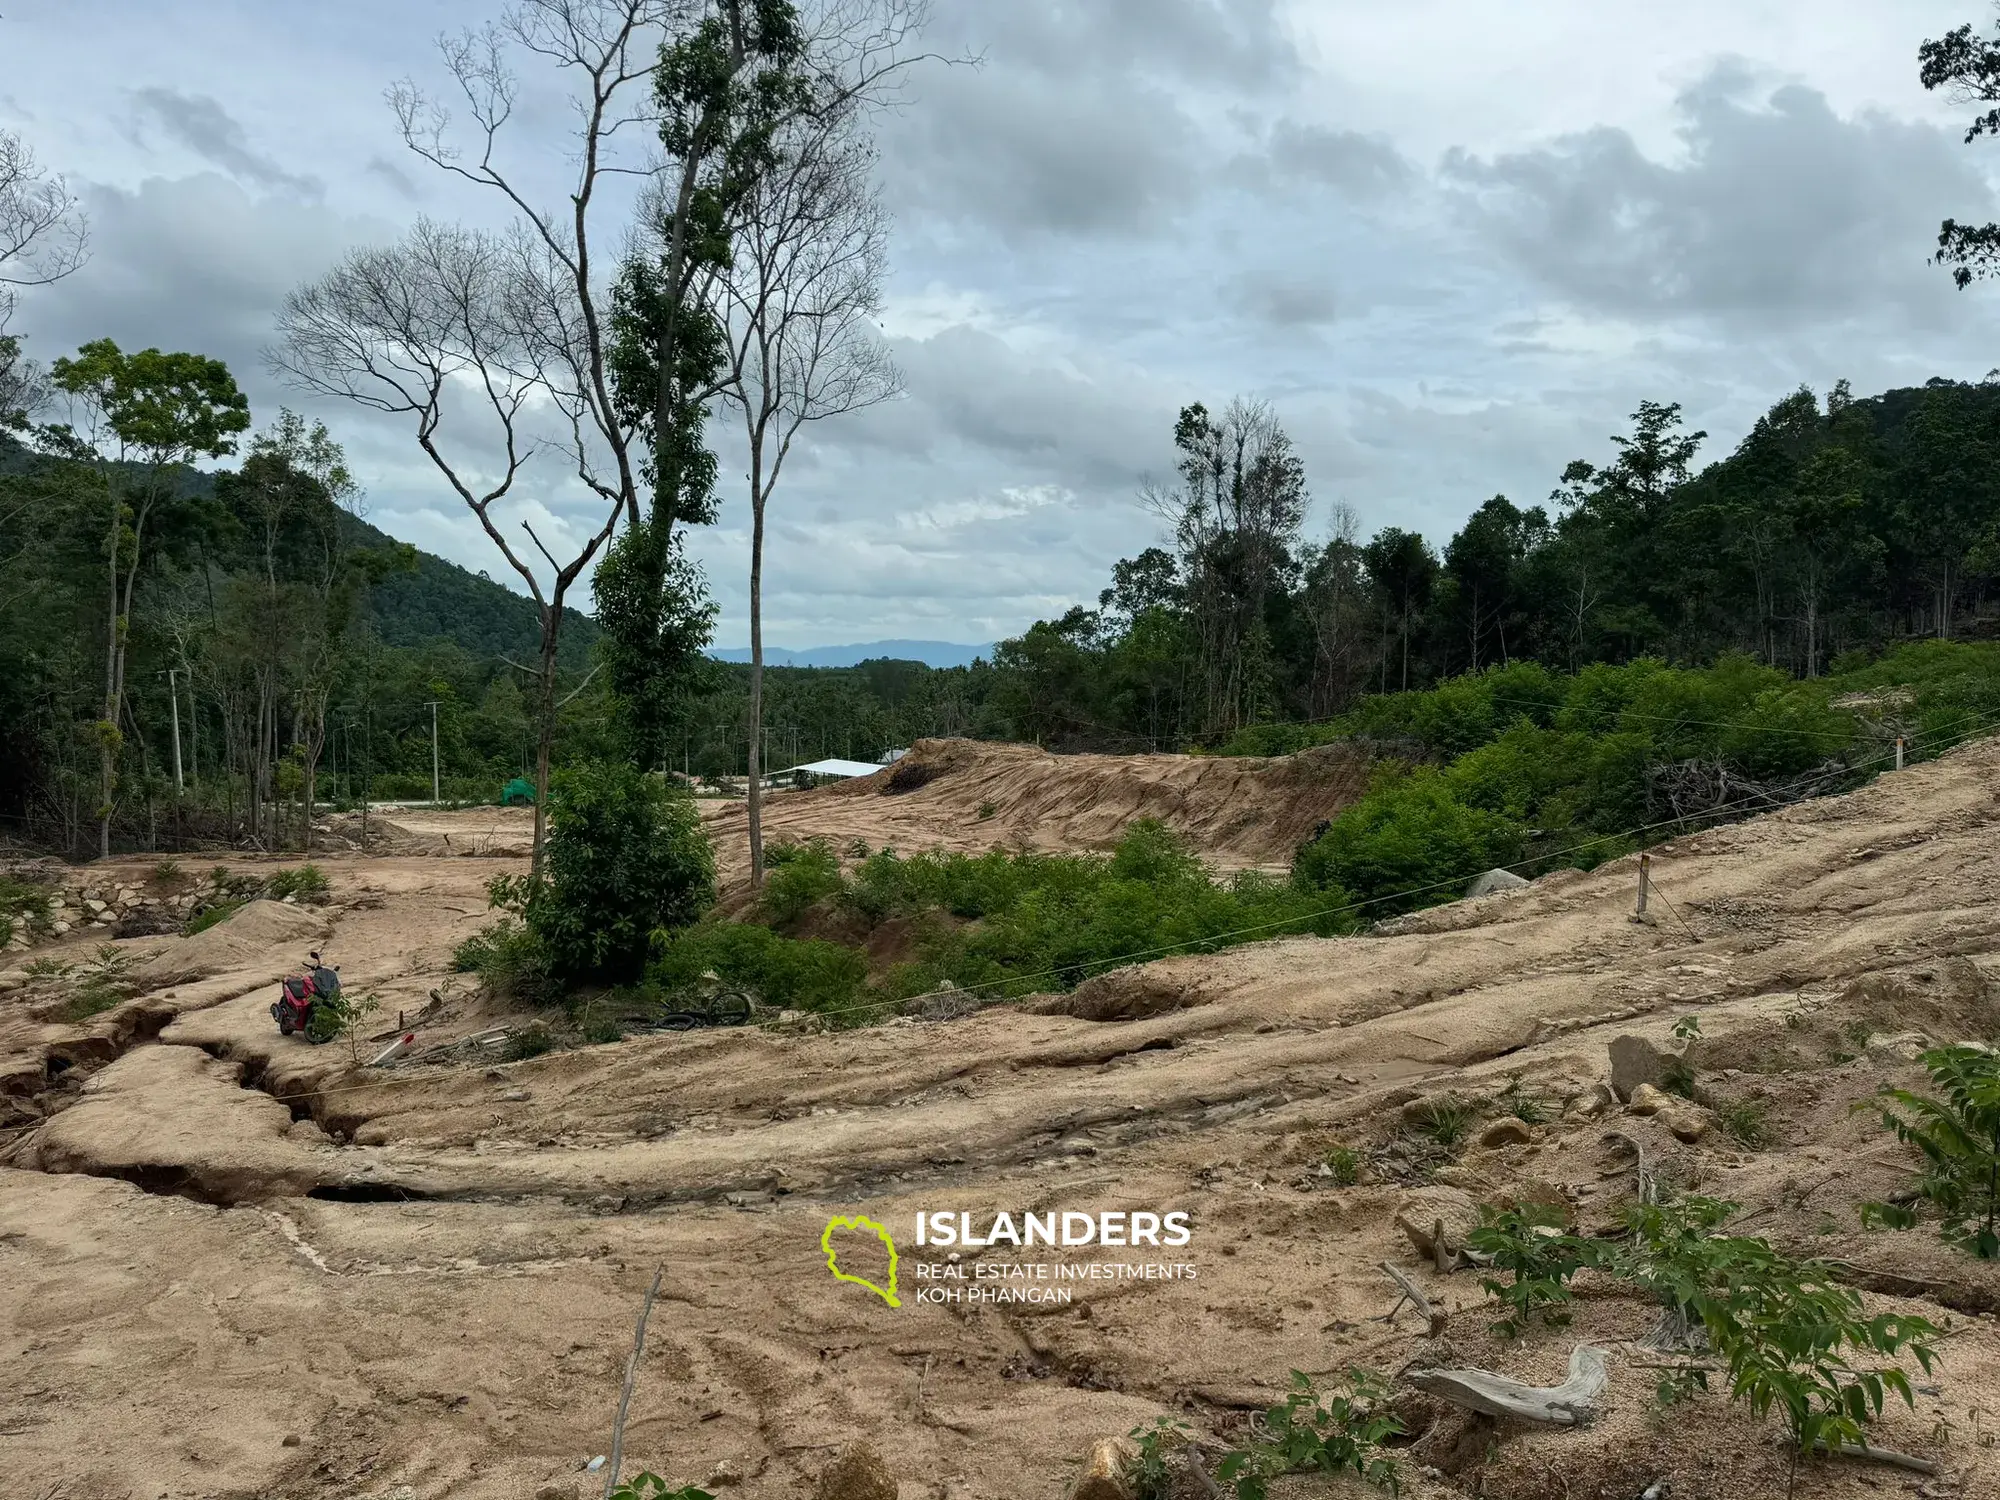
[5,1,1999,649]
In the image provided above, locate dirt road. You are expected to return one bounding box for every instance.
[3,738,2000,1499]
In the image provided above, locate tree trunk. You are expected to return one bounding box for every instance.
[531,603,562,879]
[98,482,119,860]
[747,490,768,888]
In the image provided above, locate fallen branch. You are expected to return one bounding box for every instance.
[1405,1343,1609,1426]
[1379,1261,1448,1337]
[1815,1440,1938,1475]
[604,1264,664,1498]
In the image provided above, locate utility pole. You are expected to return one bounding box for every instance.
[425,700,441,806]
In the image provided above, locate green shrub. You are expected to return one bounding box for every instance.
[60,945,138,1022]
[1719,1098,1771,1147]
[1863,1044,2000,1257]
[1217,1368,1403,1498]
[503,1022,556,1061]
[761,838,843,923]
[266,864,329,901]
[186,899,245,935]
[497,763,715,984]
[453,918,565,1008]
[1467,1203,1596,1337]
[0,874,52,932]
[606,1477,712,1500]
[1323,1146,1362,1185]
[649,921,868,1014]
[1292,765,1523,914]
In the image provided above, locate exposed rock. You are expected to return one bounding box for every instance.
[1866,1031,1931,1066]
[1608,1034,1683,1102]
[1625,1083,1670,1117]
[814,1441,898,1500]
[1465,867,1531,899]
[1478,1117,1533,1148]
[1394,1186,1480,1261]
[1569,1083,1615,1120]
[1067,1435,1140,1500]
[533,1486,572,1500]
[1660,1103,1712,1143]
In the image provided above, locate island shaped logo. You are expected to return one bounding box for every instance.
[821,1214,901,1307]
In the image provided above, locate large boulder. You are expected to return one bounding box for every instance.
[1608,1034,1683,1102]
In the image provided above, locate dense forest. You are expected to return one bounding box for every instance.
[7,371,2000,860]
[675,377,2000,763]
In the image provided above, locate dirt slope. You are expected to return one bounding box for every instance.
[2,739,2000,1499]
[702,736,1376,883]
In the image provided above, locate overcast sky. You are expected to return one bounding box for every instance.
[6,1,2000,648]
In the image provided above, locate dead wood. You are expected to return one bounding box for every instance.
[1379,1261,1448,1337]
[1405,1342,1608,1426]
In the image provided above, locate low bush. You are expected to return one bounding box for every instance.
[1864,1043,2000,1257]
[1216,1368,1403,1498]
[760,838,843,923]
[649,921,868,1015]
[266,864,329,901]
[185,898,245,936]
[493,763,715,985]
[1468,1203,1597,1337]
[1292,764,1522,914]
[453,917,565,1008]
[0,874,52,933]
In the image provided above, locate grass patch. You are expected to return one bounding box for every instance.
[266,864,330,901]
[186,899,246,936]
[0,874,53,934]
[502,1022,556,1061]
[1719,1098,1772,1148]
[1411,1094,1475,1149]
[59,946,138,1022]
[1323,1146,1362,1185]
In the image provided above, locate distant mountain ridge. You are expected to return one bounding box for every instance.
[709,640,994,669]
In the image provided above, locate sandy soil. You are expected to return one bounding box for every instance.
[1,737,1999,1499]
[702,736,1378,883]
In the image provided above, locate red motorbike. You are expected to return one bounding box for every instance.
[271,951,342,1042]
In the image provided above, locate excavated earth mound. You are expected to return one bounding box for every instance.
[702,735,1376,883]
[3,741,2000,1499]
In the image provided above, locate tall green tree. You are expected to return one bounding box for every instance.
[45,340,249,858]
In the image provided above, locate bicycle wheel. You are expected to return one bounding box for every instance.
[658,1012,702,1032]
[709,990,754,1026]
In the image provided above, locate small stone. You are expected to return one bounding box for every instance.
[706,1457,747,1487]
[1626,1083,1670,1116]
[814,1440,898,1500]
[1066,1436,1140,1500]
[497,1088,531,1103]
[281,1433,301,1447]
[52,920,70,935]
[1478,1117,1533,1148]
[534,1486,574,1500]
[84,898,106,915]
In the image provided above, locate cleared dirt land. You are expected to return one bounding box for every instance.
[3,735,2000,1499]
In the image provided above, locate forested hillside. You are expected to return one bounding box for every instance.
[679,378,2000,762]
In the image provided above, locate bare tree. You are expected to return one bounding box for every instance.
[273,220,600,869]
[1,129,88,422]
[721,116,899,885]
[277,0,935,868]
